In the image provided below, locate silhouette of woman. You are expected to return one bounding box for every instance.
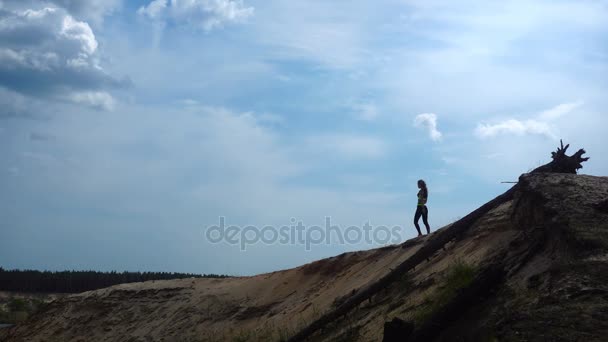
[414,179,431,236]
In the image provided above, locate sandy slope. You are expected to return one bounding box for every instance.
[1,236,426,341]
[3,173,608,341]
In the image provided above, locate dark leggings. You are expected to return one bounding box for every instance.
[414,205,431,235]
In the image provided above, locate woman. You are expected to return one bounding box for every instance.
[414,179,431,236]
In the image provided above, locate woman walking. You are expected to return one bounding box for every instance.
[414,179,431,236]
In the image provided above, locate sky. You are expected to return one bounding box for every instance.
[1,0,607,276]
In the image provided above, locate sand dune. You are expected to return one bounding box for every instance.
[3,173,608,341]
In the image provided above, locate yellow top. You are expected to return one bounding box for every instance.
[417,189,428,206]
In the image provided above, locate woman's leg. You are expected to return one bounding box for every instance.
[413,207,423,236]
[422,206,431,234]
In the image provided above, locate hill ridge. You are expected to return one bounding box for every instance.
[3,173,608,341]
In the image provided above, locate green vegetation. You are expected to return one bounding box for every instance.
[414,260,476,324]
[7,298,27,312]
[0,296,48,324]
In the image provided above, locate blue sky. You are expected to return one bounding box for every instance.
[1,0,607,276]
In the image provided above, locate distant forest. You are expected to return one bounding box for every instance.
[0,267,230,293]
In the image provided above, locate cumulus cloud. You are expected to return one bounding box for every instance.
[0,3,127,109]
[475,101,584,139]
[413,113,442,142]
[138,0,254,32]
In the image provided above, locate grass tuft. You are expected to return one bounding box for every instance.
[414,260,476,324]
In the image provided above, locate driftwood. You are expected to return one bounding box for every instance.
[532,140,589,174]
[286,141,589,342]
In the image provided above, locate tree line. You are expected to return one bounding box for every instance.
[0,267,229,293]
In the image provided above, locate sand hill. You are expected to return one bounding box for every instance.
[2,172,608,341]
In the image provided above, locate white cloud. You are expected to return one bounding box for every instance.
[538,101,584,121]
[68,91,115,111]
[311,134,387,160]
[137,0,167,19]
[1,1,122,25]
[50,0,122,25]
[60,14,98,54]
[475,119,554,139]
[414,113,442,142]
[0,3,125,109]
[475,101,584,139]
[138,0,254,32]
